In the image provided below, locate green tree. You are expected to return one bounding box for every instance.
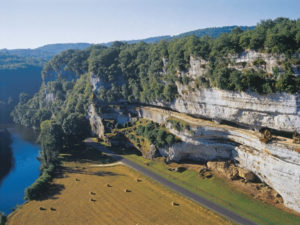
[39,120,63,169]
[62,113,90,147]
[276,73,300,93]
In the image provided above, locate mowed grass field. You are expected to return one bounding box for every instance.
[124,154,300,225]
[8,155,233,225]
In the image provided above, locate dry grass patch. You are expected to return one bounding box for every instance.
[8,162,233,225]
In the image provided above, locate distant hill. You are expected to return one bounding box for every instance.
[175,25,255,39]
[0,25,255,59]
[0,43,91,60]
[105,25,255,46]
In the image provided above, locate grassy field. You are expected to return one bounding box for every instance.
[124,154,300,225]
[7,147,233,225]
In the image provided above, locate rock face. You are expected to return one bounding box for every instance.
[90,54,300,133]
[187,56,209,78]
[87,104,105,139]
[87,53,300,213]
[132,106,300,213]
[42,66,78,84]
[145,144,158,159]
[45,91,55,103]
[234,145,300,213]
[237,167,257,182]
[207,161,240,180]
[166,54,300,133]
[171,84,300,133]
[229,50,286,74]
[87,102,300,213]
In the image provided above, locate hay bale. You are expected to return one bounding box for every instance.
[106,184,112,187]
[90,191,96,195]
[90,198,96,202]
[75,178,80,181]
[171,201,179,206]
[136,178,142,182]
[124,188,131,193]
[50,207,56,211]
[39,207,46,210]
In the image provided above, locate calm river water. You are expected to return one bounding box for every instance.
[0,126,40,215]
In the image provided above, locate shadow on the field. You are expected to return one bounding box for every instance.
[37,183,65,201]
[61,167,121,177]
[92,171,121,177]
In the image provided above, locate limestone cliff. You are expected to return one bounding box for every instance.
[90,53,300,133]
[87,104,300,212]
[87,104,105,139]
[171,84,300,133]
[132,106,300,213]
[87,53,300,213]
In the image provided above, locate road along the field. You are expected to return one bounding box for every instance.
[8,155,233,225]
[85,138,257,225]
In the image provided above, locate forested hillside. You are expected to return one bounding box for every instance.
[123,25,254,44]
[0,54,43,123]
[0,44,92,123]
[12,18,300,129]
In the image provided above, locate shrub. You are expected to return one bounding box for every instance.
[276,73,300,93]
[134,120,178,147]
[167,118,190,132]
[253,58,266,67]
[166,135,175,146]
[195,77,210,88]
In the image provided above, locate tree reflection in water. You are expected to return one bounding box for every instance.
[0,129,15,185]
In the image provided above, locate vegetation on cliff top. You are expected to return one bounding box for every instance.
[12,18,300,130]
[133,120,178,148]
[45,17,299,101]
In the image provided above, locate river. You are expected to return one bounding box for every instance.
[0,126,40,215]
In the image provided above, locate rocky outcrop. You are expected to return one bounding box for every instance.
[144,144,159,159]
[187,56,209,78]
[229,50,286,74]
[42,66,78,84]
[45,92,55,103]
[90,53,299,133]
[171,84,300,133]
[132,106,300,213]
[90,73,103,91]
[87,104,105,139]
[87,102,300,212]
[207,161,239,180]
[234,145,300,213]
[87,52,300,212]
[237,167,257,182]
[166,54,300,133]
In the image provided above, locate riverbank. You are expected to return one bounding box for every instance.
[7,145,233,225]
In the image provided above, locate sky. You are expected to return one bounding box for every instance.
[0,0,299,49]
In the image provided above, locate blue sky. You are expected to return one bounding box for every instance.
[0,0,299,49]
